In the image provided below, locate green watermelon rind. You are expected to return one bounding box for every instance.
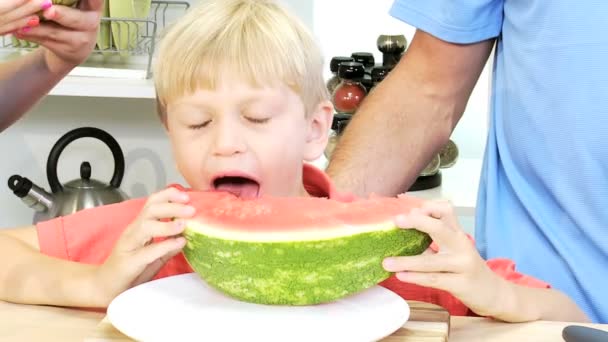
[182,224,431,306]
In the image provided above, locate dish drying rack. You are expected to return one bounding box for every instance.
[0,0,190,79]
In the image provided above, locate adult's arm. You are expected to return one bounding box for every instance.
[0,0,102,133]
[0,49,73,132]
[326,30,495,197]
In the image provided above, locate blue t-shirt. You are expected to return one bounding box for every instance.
[390,0,608,323]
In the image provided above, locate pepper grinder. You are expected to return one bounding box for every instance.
[377,34,407,68]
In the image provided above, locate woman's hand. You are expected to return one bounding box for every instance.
[13,0,103,73]
[0,0,52,35]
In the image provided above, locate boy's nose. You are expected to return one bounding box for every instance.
[211,122,246,156]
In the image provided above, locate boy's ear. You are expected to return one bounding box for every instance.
[303,100,334,161]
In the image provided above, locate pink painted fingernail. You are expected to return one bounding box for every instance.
[41,0,53,10]
[21,26,32,33]
[27,17,40,27]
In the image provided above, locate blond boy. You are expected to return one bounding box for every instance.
[0,0,587,323]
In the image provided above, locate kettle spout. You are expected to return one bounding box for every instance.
[8,175,54,213]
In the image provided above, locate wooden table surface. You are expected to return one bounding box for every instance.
[2,299,607,342]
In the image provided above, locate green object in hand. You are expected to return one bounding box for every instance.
[39,0,80,19]
[51,0,79,5]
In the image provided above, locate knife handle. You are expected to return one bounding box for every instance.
[563,325,608,342]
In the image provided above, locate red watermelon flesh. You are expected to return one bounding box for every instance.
[186,191,424,235]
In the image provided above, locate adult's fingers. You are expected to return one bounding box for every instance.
[78,0,105,12]
[14,21,67,44]
[43,4,100,31]
[0,0,47,21]
[0,0,29,15]
[0,15,38,36]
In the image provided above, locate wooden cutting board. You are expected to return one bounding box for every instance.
[85,301,449,341]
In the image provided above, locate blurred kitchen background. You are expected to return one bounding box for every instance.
[0,0,489,229]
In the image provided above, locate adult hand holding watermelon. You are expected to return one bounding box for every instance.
[95,187,196,307]
[12,0,102,74]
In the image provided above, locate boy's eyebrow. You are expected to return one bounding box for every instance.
[169,85,288,113]
[168,102,214,116]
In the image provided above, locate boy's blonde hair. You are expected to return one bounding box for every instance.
[154,0,329,118]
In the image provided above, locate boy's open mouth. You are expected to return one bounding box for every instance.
[212,175,260,199]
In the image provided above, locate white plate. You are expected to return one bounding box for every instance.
[108,273,410,342]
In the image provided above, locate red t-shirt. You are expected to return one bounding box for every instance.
[36,164,550,316]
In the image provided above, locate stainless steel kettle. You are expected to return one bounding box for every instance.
[7,127,129,223]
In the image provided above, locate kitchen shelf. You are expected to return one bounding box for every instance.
[0,50,157,98]
[48,73,156,99]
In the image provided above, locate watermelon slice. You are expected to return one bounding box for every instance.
[182,191,431,306]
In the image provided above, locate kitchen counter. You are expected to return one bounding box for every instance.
[2,300,607,342]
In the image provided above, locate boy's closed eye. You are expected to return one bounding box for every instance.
[244,116,271,124]
[187,115,270,130]
[189,120,212,130]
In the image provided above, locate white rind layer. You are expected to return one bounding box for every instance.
[184,220,398,242]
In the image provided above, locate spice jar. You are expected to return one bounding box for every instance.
[351,52,375,72]
[371,65,392,89]
[351,52,375,92]
[361,75,373,93]
[332,62,367,114]
[326,56,354,94]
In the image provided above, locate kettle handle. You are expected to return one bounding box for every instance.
[47,127,125,193]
